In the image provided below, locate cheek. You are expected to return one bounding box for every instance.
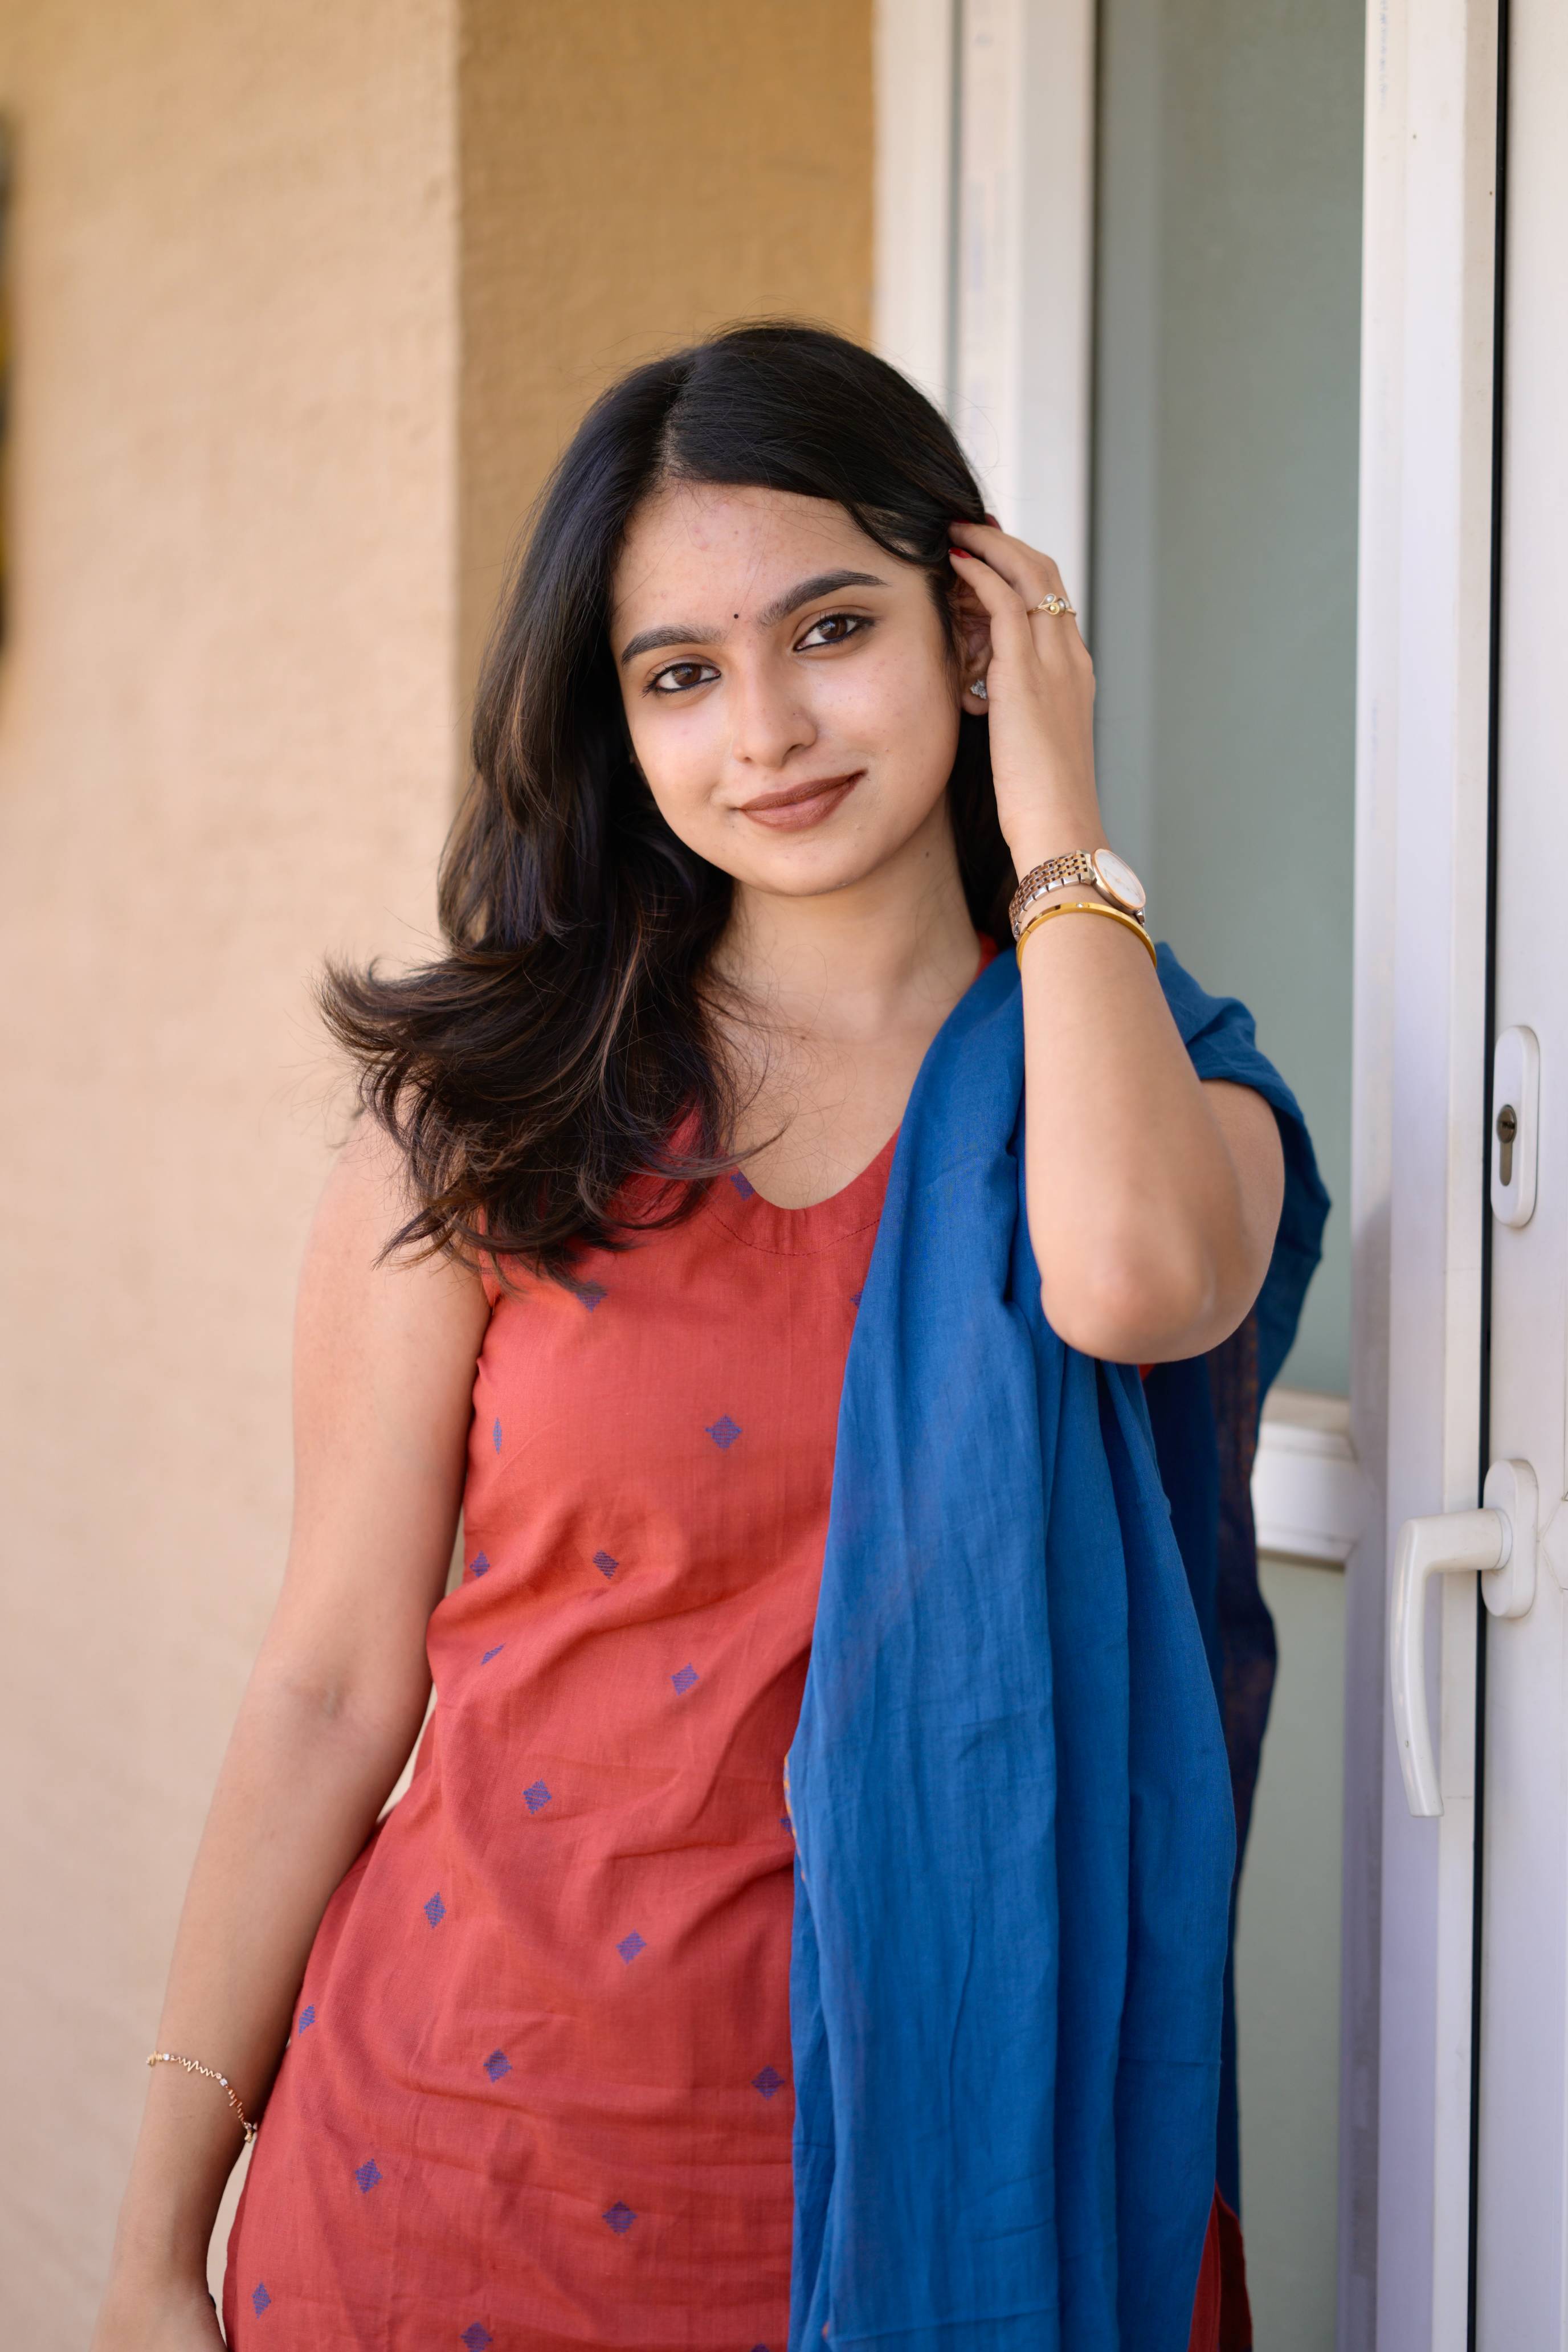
[840,636,961,776]
[623,696,722,820]
[625,702,762,871]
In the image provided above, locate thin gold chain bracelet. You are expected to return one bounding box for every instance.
[1014,897,1159,972]
[146,2049,259,2144]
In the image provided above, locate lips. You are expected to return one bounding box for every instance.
[737,770,863,831]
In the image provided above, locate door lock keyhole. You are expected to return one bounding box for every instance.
[1497,1102,1519,1186]
[1491,1029,1538,1227]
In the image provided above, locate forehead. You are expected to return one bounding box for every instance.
[610,483,892,628]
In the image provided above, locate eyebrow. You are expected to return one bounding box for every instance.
[616,569,889,666]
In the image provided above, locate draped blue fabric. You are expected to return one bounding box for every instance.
[785,942,1321,2351]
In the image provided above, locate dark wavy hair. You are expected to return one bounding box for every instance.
[321,321,1010,1284]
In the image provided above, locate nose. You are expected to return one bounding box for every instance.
[726,649,817,774]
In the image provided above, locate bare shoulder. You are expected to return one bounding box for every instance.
[295,1118,491,1477]
[305,1118,486,1310]
[261,1120,492,1710]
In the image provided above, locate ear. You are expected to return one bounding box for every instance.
[953,591,993,713]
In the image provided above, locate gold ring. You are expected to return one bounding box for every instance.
[1031,592,1076,616]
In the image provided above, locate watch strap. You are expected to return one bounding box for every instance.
[1007,852,1097,938]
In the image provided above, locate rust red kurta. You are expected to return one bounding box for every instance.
[223,1141,895,2352]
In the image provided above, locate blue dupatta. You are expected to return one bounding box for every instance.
[785,944,1323,2351]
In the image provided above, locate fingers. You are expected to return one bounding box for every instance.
[949,518,1069,610]
[946,542,1014,609]
[949,542,1082,670]
[949,521,1089,680]
[947,545,1038,662]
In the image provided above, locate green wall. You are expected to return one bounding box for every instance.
[1092,0,1365,1396]
[1236,1554,1346,2352]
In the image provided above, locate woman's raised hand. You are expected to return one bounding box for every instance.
[949,518,1285,1368]
[948,518,1102,872]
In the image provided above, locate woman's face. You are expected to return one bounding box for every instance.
[609,483,980,902]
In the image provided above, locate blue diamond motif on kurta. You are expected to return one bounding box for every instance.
[705,1414,742,1449]
[470,1552,491,1578]
[252,2284,272,2315]
[484,2048,511,2081]
[423,1892,446,1928]
[573,1280,607,1310]
[296,2004,315,2032]
[460,2327,493,2349]
[752,2065,784,2098]
[616,1931,646,1964]
[524,1780,552,1812]
[481,1643,504,1664]
[593,1549,618,1578]
[492,1419,502,1452]
[671,1663,699,1694]
[603,2200,636,2233]
[729,1169,756,1198]
[354,2160,382,2193]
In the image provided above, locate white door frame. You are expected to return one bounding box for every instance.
[1351,3,1500,2346]
[873,0,1096,616]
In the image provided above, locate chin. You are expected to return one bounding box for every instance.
[725,830,903,902]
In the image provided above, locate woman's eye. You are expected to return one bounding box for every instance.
[797,611,869,650]
[649,660,718,695]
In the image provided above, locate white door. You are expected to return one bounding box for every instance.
[1472,2,1568,2335]
[1375,1,1568,2342]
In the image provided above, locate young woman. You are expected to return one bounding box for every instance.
[93,324,1315,2352]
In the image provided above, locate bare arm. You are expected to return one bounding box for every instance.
[93,1124,490,2346]
[950,521,1285,1364]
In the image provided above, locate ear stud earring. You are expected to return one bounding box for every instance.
[969,678,988,701]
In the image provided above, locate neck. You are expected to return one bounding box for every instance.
[714,798,982,1044]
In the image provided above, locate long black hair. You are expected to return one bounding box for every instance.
[321,321,1011,1283]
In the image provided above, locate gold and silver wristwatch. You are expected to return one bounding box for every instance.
[1007,847,1149,940]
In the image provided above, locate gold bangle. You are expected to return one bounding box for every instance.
[146,2049,259,2145]
[1014,897,1158,971]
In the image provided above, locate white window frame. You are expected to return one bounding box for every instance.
[873,0,1096,616]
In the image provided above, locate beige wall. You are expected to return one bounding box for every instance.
[459,0,873,700]
[0,3,462,2332]
[0,3,871,2340]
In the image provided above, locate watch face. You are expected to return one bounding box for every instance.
[1092,847,1146,913]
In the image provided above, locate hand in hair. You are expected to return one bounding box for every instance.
[949,520,1284,1366]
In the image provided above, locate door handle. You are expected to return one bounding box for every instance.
[1391,1459,1538,1816]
